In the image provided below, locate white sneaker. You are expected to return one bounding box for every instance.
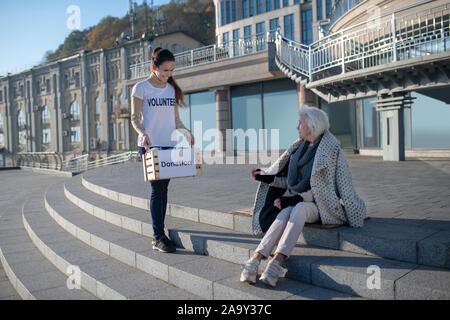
[240,257,260,284]
[259,258,287,287]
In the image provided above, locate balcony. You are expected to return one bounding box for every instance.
[129,34,271,80]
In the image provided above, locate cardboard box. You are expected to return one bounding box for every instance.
[142,148,202,181]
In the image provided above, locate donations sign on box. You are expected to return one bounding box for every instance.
[142,148,202,181]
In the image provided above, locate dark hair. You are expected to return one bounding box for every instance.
[151,47,186,107]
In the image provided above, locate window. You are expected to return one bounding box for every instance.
[18,109,25,127]
[283,0,289,7]
[294,0,300,4]
[223,32,230,50]
[119,122,125,141]
[111,122,116,141]
[96,124,100,140]
[256,0,262,14]
[226,0,231,24]
[243,0,249,18]
[75,72,80,88]
[42,106,50,124]
[119,93,124,106]
[71,126,80,143]
[0,113,3,129]
[0,89,3,102]
[244,25,252,54]
[70,101,80,121]
[266,0,272,12]
[284,14,294,41]
[231,1,236,22]
[0,133,3,147]
[274,0,280,9]
[95,97,100,115]
[256,22,266,51]
[42,128,51,145]
[250,0,255,16]
[233,29,240,56]
[326,0,332,18]
[46,79,51,93]
[269,18,280,41]
[171,44,180,53]
[189,91,216,151]
[110,95,115,113]
[19,131,27,145]
[221,1,225,26]
[317,0,323,20]
[302,9,313,44]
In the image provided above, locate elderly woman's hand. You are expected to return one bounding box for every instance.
[251,169,262,179]
[252,169,275,184]
[274,198,282,209]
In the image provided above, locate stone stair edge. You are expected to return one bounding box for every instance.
[0,247,34,300]
[47,181,366,300]
[65,177,450,300]
[26,193,203,300]
[79,174,450,270]
[22,199,126,300]
[80,174,240,230]
[58,179,450,300]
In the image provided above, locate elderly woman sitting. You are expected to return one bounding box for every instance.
[240,105,366,287]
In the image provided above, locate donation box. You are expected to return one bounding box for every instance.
[142,148,202,181]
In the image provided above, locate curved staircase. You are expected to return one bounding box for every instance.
[1,164,449,300]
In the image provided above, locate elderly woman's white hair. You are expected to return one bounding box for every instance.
[298,104,330,138]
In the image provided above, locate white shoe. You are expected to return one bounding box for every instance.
[259,258,287,287]
[240,257,260,284]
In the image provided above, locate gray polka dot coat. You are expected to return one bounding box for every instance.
[251,130,366,236]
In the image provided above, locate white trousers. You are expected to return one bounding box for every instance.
[255,202,320,259]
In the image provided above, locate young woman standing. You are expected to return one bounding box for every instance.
[130,47,194,253]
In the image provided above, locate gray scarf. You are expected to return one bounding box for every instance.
[286,135,322,196]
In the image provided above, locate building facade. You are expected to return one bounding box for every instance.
[1,0,449,167]
[0,32,203,166]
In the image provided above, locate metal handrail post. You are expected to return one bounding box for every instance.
[289,41,293,74]
[308,46,313,82]
[391,13,398,62]
[341,33,346,74]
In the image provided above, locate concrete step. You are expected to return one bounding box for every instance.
[81,173,450,270]
[0,263,21,300]
[24,192,201,300]
[47,181,363,300]
[66,175,450,300]
[0,196,95,300]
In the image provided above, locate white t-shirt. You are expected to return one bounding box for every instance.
[131,80,177,148]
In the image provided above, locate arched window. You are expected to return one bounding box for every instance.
[42,106,50,124]
[18,109,25,127]
[95,97,100,115]
[119,122,125,141]
[70,101,80,121]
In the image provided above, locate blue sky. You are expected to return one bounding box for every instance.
[0,0,170,76]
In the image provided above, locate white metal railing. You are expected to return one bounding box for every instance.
[17,151,139,173]
[276,2,450,82]
[17,152,62,170]
[86,151,138,170]
[129,34,272,80]
[62,154,89,173]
